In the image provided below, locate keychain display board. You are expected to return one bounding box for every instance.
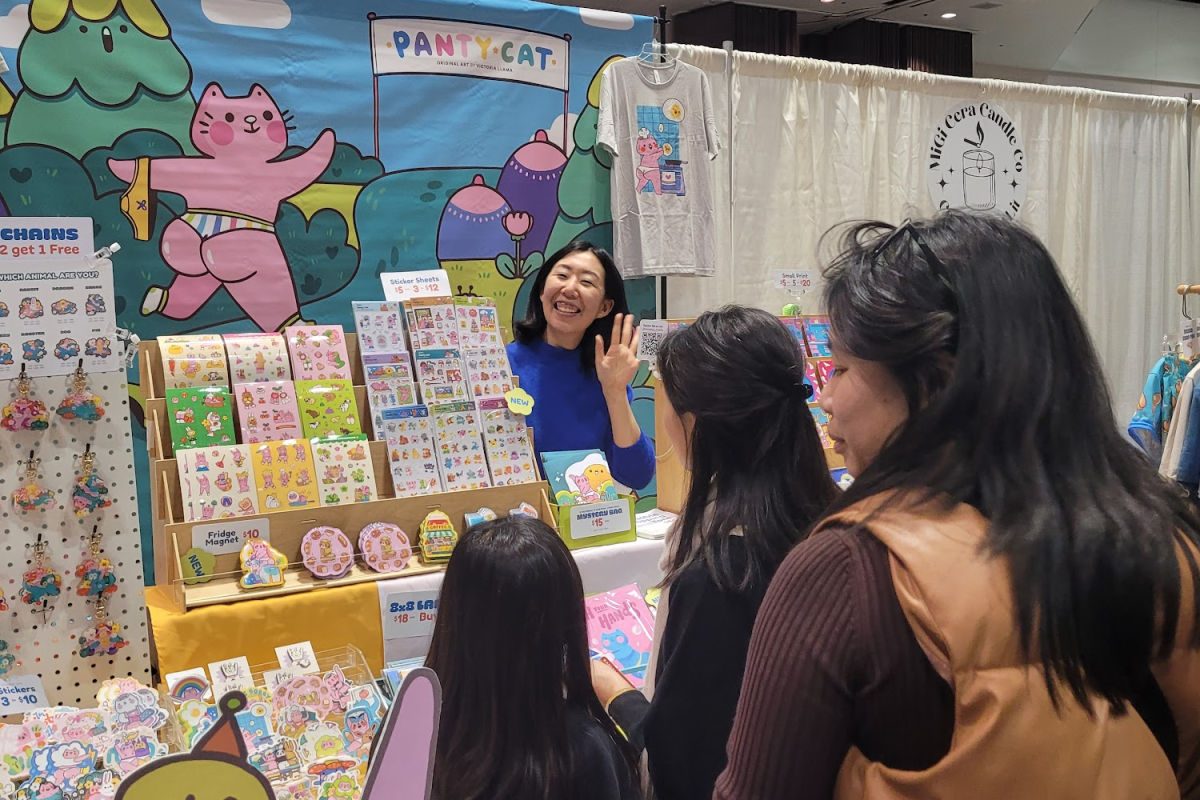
[0,372,151,715]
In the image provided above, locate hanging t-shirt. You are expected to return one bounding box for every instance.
[598,56,721,278]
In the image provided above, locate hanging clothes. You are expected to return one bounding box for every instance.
[1160,358,1200,478]
[1129,351,1189,464]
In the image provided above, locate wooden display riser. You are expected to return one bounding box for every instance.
[139,336,554,612]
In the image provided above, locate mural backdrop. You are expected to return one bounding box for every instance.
[0,0,658,583]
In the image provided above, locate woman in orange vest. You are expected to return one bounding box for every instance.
[714,210,1200,800]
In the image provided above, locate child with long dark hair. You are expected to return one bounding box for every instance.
[716,211,1200,800]
[425,517,640,800]
[591,306,840,800]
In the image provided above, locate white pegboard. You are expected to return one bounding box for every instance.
[0,372,150,715]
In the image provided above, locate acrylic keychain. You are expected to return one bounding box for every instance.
[12,451,56,512]
[75,525,118,600]
[79,598,128,658]
[1,365,50,431]
[57,359,105,422]
[72,444,112,517]
[19,533,62,622]
[0,639,14,676]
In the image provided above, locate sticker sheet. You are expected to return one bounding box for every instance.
[251,439,319,512]
[380,405,444,498]
[433,402,492,491]
[464,347,515,401]
[414,349,469,406]
[352,301,408,355]
[404,297,460,350]
[294,379,361,438]
[364,360,418,440]
[454,296,503,349]
[0,257,119,379]
[234,380,303,444]
[311,434,378,506]
[159,334,229,390]
[480,401,538,486]
[223,332,291,384]
[165,387,236,452]
[284,325,351,381]
[176,444,259,522]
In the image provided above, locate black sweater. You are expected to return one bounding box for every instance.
[608,538,766,800]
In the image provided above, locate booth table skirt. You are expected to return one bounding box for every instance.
[377,537,667,663]
[146,582,386,677]
[147,538,666,677]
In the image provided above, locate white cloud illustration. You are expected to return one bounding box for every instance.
[202,0,292,30]
[579,8,635,30]
[538,113,579,157]
[0,5,29,49]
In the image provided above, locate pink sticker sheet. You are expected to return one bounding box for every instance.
[224,332,291,384]
[176,444,259,522]
[234,380,303,444]
[285,325,351,381]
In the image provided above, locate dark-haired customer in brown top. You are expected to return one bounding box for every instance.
[715,211,1200,800]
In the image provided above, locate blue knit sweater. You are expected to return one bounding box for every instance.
[507,338,656,490]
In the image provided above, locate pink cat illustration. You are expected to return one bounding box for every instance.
[108,83,335,332]
[263,471,275,489]
[635,128,665,194]
[569,473,601,504]
[197,475,211,496]
[201,504,215,520]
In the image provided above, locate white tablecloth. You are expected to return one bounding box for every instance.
[375,537,666,663]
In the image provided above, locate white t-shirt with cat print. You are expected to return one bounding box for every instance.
[598,57,721,278]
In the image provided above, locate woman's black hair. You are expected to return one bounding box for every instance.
[425,516,639,800]
[658,306,840,591]
[513,240,631,372]
[821,208,1200,714]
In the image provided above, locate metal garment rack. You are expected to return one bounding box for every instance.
[656,5,670,321]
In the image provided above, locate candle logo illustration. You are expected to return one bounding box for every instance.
[926,101,1026,220]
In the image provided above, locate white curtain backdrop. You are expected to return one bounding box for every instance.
[664,44,1197,415]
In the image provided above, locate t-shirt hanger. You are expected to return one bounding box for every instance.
[634,40,679,86]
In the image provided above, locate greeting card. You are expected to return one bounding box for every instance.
[454,297,503,349]
[463,347,514,401]
[779,317,806,348]
[158,334,229,390]
[585,584,656,689]
[311,434,378,506]
[352,301,408,355]
[234,380,302,444]
[803,316,832,357]
[433,402,491,491]
[165,387,235,452]
[285,325,351,381]
[414,349,469,406]
[541,450,618,506]
[380,406,444,498]
[294,379,361,438]
[224,332,291,383]
[810,406,834,450]
[480,400,537,486]
[813,358,834,387]
[364,360,418,440]
[176,444,259,522]
[251,439,319,512]
[404,297,460,350]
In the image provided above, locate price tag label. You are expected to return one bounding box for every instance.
[569,500,632,539]
[0,675,48,714]
[383,590,440,640]
[191,518,270,555]
[1182,318,1199,360]
[774,270,815,293]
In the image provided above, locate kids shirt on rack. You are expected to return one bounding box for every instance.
[598,56,721,278]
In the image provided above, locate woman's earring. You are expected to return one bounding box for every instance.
[72,445,112,518]
[2,365,50,431]
[57,360,104,422]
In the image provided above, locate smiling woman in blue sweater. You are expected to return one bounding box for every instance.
[508,241,655,491]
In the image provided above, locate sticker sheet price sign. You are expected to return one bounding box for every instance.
[383,590,440,640]
[0,675,48,713]
[774,270,815,293]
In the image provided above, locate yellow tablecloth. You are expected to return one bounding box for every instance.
[146,583,385,677]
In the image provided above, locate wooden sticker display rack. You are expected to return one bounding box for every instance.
[140,334,555,612]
